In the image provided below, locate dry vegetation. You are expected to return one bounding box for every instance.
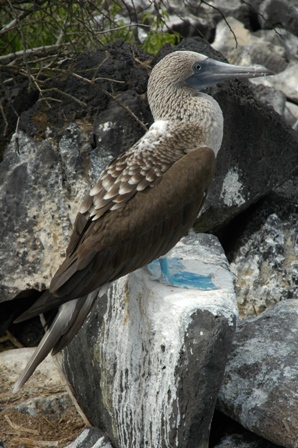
[0,0,181,157]
[0,343,87,448]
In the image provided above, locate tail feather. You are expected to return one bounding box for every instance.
[14,290,59,323]
[12,292,97,393]
[52,289,99,354]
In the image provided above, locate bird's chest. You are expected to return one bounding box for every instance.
[188,94,224,154]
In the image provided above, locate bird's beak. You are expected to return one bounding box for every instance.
[186,58,274,90]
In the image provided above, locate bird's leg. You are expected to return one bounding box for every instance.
[147,256,217,290]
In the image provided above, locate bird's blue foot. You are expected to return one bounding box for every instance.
[147,257,217,290]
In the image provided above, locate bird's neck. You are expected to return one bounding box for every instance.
[149,86,224,155]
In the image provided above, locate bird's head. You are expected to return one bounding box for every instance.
[147,50,273,119]
[149,50,273,90]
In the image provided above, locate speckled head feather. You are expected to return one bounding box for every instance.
[13,50,272,393]
[147,51,208,121]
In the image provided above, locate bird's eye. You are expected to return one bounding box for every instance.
[195,63,201,71]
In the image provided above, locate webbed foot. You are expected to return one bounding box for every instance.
[147,257,216,290]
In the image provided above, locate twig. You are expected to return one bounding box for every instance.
[4,415,39,435]
[93,22,150,35]
[0,102,9,136]
[101,86,148,131]
[11,438,59,447]
[41,88,87,107]
[40,65,127,85]
[13,116,20,153]
[0,1,47,36]
[0,43,72,63]
[0,330,23,347]
[30,64,146,129]
[70,72,148,131]
[202,0,238,48]
[38,97,63,103]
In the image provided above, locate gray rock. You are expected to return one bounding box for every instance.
[213,17,287,73]
[15,393,73,418]
[62,234,237,448]
[254,27,298,62]
[227,43,287,74]
[203,86,298,231]
[285,101,298,130]
[251,61,298,103]
[227,175,298,318]
[230,212,298,318]
[0,130,86,302]
[65,428,113,448]
[250,84,287,117]
[259,0,298,37]
[217,300,298,448]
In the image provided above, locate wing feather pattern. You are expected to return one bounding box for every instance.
[16,145,215,323]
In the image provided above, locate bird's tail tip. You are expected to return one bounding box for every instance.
[12,381,22,394]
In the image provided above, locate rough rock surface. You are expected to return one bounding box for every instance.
[219,176,298,318]
[212,15,298,124]
[259,0,298,36]
[230,211,298,318]
[251,62,298,103]
[217,300,298,448]
[62,234,237,448]
[213,17,287,74]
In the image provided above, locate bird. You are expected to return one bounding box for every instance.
[13,50,272,393]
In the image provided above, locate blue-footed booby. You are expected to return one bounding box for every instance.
[13,51,272,393]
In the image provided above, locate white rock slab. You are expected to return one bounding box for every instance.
[62,234,237,448]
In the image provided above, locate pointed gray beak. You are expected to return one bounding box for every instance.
[186,57,274,90]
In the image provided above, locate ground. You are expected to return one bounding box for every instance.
[0,338,87,448]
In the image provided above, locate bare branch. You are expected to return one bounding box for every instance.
[69,72,148,131]
[0,0,31,4]
[202,0,238,48]
[0,44,72,63]
[0,102,9,136]
[0,0,48,36]
[41,88,87,107]
[13,116,21,153]
[94,22,150,35]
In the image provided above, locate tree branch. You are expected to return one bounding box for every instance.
[0,43,72,63]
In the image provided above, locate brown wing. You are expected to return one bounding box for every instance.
[17,146,215,319]
[50,146,215,299]
[64,140,185,258]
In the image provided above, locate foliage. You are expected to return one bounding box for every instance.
[0,0,180,70]
[142,9,180,54]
